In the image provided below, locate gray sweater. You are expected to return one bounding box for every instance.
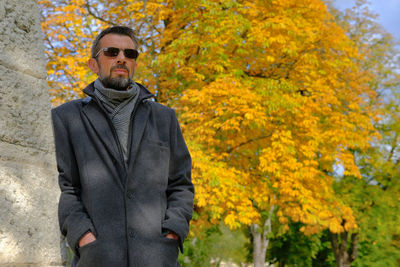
[93,78,139,164]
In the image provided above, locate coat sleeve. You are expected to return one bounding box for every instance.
[51,108,96,255]
[161,109,194,252]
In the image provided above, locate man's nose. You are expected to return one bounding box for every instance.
[116,50,127,63]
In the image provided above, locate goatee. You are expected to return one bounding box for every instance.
[101,76,132,91]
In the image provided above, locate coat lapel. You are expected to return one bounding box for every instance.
[127,102,150,175]
[81,81,154,188]
[82,99,125,181]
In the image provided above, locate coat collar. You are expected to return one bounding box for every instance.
[82,81,154,102]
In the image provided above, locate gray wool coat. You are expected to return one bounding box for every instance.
[51,82,194,267]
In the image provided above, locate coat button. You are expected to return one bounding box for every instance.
[128,229,135,238]
[127,191,134,199]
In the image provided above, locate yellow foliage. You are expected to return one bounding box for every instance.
[40,0,378,235]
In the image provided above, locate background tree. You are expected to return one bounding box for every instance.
[180,224,249,267]
[39,0,168,104]
[163,1,377,265]
[39,0,384,266]
[325,1,400,266]
[265,2,400,266]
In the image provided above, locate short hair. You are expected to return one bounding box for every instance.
[91,26,139,58]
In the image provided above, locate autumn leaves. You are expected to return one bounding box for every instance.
[39,0,394,264]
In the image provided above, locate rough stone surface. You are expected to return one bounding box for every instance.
[0,0,62,266]
[0,0,47,79]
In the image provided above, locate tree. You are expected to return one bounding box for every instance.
[39,0,378,265]
[266,222,327,267]
[325,1,400,266]
[157,1,377,265]
[39,0,168,105]
[180,224,249,267]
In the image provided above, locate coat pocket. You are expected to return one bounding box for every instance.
[135,139,170,187]
[77,239,102,267]
[130,236,179,267]
[77,238,126,267]
[158,236,180,266]
[145,138,169,149]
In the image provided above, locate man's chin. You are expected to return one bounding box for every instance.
[101,77,132,91]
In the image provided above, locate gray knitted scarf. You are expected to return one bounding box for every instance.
[93,78,140,164]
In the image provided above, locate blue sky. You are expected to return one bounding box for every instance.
[334,0,400,41]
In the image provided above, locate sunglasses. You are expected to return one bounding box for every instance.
[95,47,139,60]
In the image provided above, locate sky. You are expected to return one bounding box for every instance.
[334,0,400,41]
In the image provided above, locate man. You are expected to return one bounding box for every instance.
[52,26,194,267]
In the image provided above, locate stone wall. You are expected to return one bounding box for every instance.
[0,0,62,266]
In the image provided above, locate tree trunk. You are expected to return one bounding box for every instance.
[252,223,266,267]
[251,206,274,267]
[330,231,358,267]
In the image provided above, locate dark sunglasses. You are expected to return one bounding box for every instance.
[95,47,139,60]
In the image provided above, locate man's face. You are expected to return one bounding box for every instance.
[89,33,138,91]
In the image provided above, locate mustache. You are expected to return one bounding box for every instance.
[111,65,129,72]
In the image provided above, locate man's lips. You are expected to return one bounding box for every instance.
[113,68,128,74]
[111,65,129,75]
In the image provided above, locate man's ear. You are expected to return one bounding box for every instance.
[88,58,99,74]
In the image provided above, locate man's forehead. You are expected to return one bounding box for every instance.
[99,33,136,49]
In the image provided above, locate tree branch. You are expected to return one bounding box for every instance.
[227,134,271,153]
[262,205,274,252]
[330,233,340,265]
[85,0,117,26]
[388,132,398,163]
[350,233,358,262]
